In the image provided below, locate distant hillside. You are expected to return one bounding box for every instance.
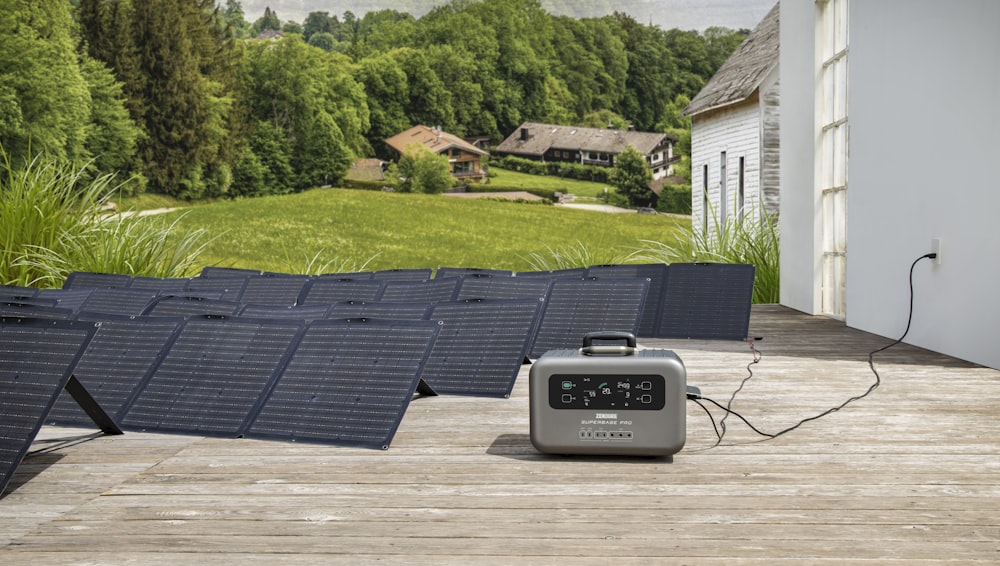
[239,0,775,32]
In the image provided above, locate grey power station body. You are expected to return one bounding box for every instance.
[529,332,687,457]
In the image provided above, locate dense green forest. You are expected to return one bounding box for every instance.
[0,0,745,200]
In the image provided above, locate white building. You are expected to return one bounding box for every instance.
[781,0,1000,369]
[685,3,780,234]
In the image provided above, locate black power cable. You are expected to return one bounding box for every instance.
[689,252,937,444]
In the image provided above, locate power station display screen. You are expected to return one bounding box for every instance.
[549,374,665,410]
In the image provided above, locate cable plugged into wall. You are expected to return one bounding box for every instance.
[930,238,942,265]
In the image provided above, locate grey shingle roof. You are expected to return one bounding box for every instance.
[385,125,487,157]
[683,2,779,117]
[495,122,675,157]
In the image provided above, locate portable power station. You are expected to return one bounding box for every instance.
[529,332,686,457]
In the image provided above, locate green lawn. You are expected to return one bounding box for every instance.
[489,168,611,198]
[167,188,689,274]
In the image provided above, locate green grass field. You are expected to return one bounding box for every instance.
[166,188,689,274]
[488,168,611,198]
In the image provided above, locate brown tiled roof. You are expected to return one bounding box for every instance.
[682,2,779,117]
[495,122,675,157]
[385,125,488,157]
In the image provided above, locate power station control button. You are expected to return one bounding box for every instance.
[639,394,653,404]
[561,394,574,404]
[561,381,574,390]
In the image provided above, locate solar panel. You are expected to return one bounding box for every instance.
[199,266,261,278]
[436,267,513,279]
[244,319,441,449]
[0,285,37,299]
[238,303,332,321]
[656,263,755,340]
[297,278,385,306]
[379,277,461,303]
[528,277,649,359]
[0,302,75,320]
[423,299,543,397]
[121,317,305,437]
[328,301,432,321]
[455,273,553,301]
[46,314,184,426]
[0,318,99,495]
[315,271,374,280]
[36,288,96,314]
[514,267,587,278]
[141,296,242,317]
[128,276,191,292]
[78,288,159,316]
[185,276,248,301]
[62,271,132,289]
[587,263,668,338]
[372,268,434,281]
[240,274,310,307]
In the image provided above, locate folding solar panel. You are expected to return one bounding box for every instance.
[199,266,261,278]
[423,299,543,397]
[328,301,432,321]
[0,302,75,320]
[62,271,132,289]
[238,303,332,321]
[128,276,191,292]
[372,268,434,281]
[0,285,38,299]
[514,267,587,278]
[36,288,96,314]
[121,317,305,437]
[297,278,385,306]
[244,319,441,449]
[185,276,248,301]
[379,277,461,303]
[46,314,184,426]
[78,288,159,316]
[587,263,668,338]
[656,263,755,340]
[436,267,513,279]
[141,296,242,317]
[240,274,310,307]
[455,273,554,301]
[528,277,649,359]
[0,318,99,495]
[315,271,374,280]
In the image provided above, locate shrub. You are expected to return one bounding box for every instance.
[1,151,210,287]
[656,184,692,215]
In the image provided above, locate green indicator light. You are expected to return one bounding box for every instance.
[561,381,573,390]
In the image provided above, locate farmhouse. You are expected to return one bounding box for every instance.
[385,125,488,182]
[683,2,779,235]
[494,122,678,180]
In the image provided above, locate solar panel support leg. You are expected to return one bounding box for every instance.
[64,375,123,435]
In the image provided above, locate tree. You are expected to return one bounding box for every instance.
[0,2,90,166]
[392,144,452,194]
[221,0,251,38]
[610,145,654,207]
[250,6,281,37]
[79,57,145,192]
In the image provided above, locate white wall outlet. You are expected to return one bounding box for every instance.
[931,238,942,265]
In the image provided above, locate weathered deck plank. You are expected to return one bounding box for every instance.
[2,305,998,564]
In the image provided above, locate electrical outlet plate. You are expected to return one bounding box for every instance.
[931,238,942,265]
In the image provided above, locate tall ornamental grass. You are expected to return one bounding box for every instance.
[631,208,780,304]
[1,153,210,287]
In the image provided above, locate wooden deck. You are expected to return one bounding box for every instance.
[2,305,998,564]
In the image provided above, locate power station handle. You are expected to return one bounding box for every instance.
[581,331,636,355]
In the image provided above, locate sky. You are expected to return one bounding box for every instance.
[238,0,778,32]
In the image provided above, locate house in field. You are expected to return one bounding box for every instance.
[683,2,779,235]
[779,0,999,370]
[494,122,678,180]
[385,125,488,183]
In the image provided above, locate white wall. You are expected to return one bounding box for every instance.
[780,0,1000,369]
[778,1,821,314]
[847,0,1000,368]
[690,102,762,234]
